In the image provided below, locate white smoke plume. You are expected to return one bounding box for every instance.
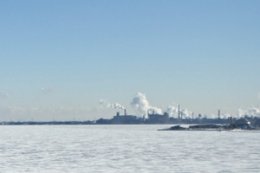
[131,92,162,115]
[166,105,177,116]
[148,107,163,115]
[182,108,192,118]
[131,93,149,113]
[112,103,125,110]
[99,99,125,110]
[238,107,260,117]
[166,105,192,118]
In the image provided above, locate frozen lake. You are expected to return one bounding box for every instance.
[0,125,260,173]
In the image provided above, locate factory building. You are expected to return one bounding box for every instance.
[146,112,170,124]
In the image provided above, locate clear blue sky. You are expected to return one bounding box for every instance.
[0,0,259,120]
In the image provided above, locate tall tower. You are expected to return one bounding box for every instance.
[218,109,221,119]
[178,104,181,119]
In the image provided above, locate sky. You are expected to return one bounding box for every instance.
[0,0,260,121]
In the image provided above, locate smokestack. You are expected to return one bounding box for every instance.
[178,104,181,119]
[218,109,221,119]
[124,109,127,116]
[147,109,151,115]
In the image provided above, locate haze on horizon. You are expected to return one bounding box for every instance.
[0,0,260,121]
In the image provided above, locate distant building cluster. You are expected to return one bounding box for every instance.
[1,108,260,127]
[95,109,260,127]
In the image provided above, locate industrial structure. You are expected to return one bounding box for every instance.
[1,108,260,127]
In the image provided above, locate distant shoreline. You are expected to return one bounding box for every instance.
[1,116,260,127]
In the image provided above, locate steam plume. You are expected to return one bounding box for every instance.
[99,99,125,110]
[131,92,162,115]
[166,105,192,118]
[166,105,177,116]
[238,107,260,117]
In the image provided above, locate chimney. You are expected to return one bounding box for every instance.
[124,109,127,116]
[178,104,181,119]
